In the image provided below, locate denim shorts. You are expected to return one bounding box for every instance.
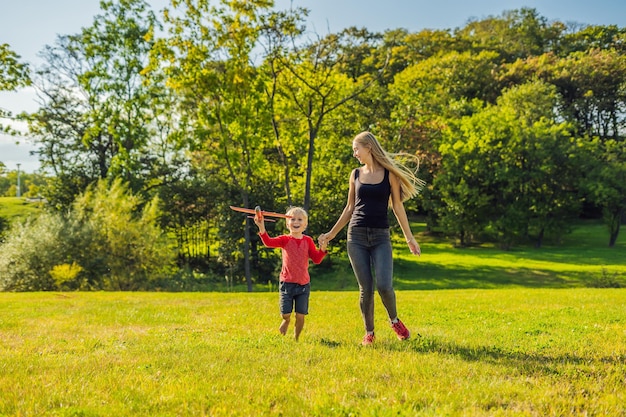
[279,281,310,315]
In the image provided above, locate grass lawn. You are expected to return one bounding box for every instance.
[0,196,43,224]
[1,208,624,415]
[312,219,626,291]
[0,290,625,416]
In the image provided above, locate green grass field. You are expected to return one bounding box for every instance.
[0,197,43,224]
[312,219,626,292]
[1,290,625,416]
[1,202,625,415]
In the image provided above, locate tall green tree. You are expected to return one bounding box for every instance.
[270,28,387,212]
[582,138,626,247]
[256,7,305,207]
[0,43,30,135]
[435,81,580,248]
[152,0,279,291]
[27,0,162,208]
[388,50,503,221]
[493,81,581,247]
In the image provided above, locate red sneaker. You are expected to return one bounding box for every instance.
[361,333,375,346]
[391,319,410,340]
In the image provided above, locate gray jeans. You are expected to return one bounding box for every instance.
[347,226,396,332]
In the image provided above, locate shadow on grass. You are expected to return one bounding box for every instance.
[313,239,625,291]
[314,260,596,291]
[395,335,626,376]
[410,238,625,266]
[319,335,626,378]
[392,259,584,290]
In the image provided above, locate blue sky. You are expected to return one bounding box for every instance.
[2,0,625,172]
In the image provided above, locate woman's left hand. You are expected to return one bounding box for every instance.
[318,233,329,247]
[407,238,421,256]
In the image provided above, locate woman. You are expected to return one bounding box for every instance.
[318,131,424,346]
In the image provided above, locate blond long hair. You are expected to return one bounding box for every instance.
[353,131,425,202]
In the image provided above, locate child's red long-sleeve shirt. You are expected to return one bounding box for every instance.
[258,232,327,285]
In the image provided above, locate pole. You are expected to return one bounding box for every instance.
[16,163,21,198]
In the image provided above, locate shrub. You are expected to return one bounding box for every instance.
[0,212,66,291]
[0,179,176,291]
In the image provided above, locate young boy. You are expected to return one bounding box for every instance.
[254,206,327,341]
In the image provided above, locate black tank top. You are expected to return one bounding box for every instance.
[349,168,390,228]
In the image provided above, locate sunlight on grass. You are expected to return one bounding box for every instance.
[1,218,623,414]
[368,220,626,291]
[1,291,625,416]
[0,196,43,223]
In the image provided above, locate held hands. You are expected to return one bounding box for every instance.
[318,233,331,251]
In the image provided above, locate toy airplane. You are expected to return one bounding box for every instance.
[229,205,292,221]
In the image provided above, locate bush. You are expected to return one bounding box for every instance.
[0,212,66,291]
[587,268,623,288]
[0,179,177,291]
[50,262,84,290]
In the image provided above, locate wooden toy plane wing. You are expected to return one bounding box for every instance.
[229,206,292,219]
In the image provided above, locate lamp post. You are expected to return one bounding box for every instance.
[16,163,21,198]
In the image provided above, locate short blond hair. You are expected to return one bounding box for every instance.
[286,206,308,221]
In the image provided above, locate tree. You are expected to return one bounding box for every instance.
[27,0,163,208]
[151,1,382,287]
[272,55,368,213]
[555,49,626,140]
[152,0,280,291]
[253,25,390,215]
[559,24,626,55]
[500,47,626,141]
[256,6,309,207]
[387,28,463,70]
[388,50,503,223]
[0,44,30,91]
[494,81,581,247]
[434,99,502,246]
[435,81,580,248]
[456,8,564,61]
[582,138,626,247]
[0,43,30,135]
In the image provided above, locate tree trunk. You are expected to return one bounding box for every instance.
[608,208,623,248]
[304,120,318,213]
[242,192,253,291]
[535,227,544,249]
